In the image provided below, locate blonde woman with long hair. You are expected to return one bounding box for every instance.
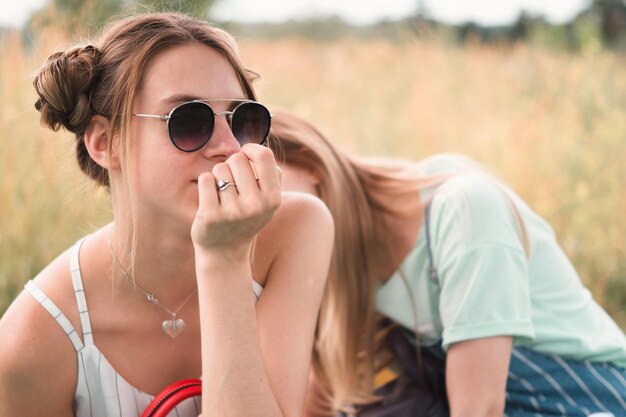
[0,14,334,417]
[272,110,626,417]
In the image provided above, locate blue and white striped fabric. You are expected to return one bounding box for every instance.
[505,346,626,417]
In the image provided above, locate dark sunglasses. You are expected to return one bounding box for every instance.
[133,99,272,152]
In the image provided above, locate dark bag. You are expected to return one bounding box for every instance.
[338,325,449,417]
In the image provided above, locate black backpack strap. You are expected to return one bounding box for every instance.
[424,202,439,286]
[384,199,447,385]
[354,201,449,417]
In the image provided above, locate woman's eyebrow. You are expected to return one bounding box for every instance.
[157,95,249,110]
[158,94,200,107]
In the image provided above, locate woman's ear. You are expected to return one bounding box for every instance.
[83,115,120,170]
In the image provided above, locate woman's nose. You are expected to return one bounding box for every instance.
[199,114,241,157]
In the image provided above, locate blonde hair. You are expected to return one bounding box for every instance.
[33,12,261,261]
[271,111,530,415]
[270,111,432,414]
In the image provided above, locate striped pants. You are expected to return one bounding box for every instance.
[505,347,626,416]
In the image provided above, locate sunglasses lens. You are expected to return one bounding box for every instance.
[168,102,214,152]
[231,102,271,145]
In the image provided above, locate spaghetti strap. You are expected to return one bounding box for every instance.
[70,238,94,346]
[24,280,84,352]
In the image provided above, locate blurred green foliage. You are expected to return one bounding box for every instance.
[222,0,626,53]
[10,0,626,52]
[27,0,217,35]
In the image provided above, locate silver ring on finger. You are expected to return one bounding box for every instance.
[217,179,237,192]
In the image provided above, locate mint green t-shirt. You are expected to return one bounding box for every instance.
[376,154,626,368]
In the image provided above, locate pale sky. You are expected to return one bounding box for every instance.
[1,0,591,28]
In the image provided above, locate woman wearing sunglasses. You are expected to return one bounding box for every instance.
[0,13,333,417]
[272,111,626,417]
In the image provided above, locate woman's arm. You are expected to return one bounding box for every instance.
[0,280,77,417]
[445,336,512,417]
[192,144,334,417]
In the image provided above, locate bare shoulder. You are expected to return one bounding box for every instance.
[261,191,334,249]
[0,249,78,416]
[279,191,332,223]
[253,192,334,284]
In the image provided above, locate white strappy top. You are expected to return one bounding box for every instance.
[25,238,263,417]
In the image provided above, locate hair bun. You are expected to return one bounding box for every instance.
[34,45,101,134]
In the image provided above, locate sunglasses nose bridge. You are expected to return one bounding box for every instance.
[214,110,234,126]
[207,111,241,151]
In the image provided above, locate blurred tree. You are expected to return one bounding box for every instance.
[408,0,432,37]
[567,11,604,53]
[457,21,482,43]
[591,0,626,45]
[136,0,216,19]
[510,10,530,41]
[27,0,218,36]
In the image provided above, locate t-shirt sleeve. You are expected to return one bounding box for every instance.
[429,173,535,350]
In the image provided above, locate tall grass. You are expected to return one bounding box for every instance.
[0,29,111,312]
[1,30,625,327]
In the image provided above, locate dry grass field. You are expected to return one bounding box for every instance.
[1,28,625,327]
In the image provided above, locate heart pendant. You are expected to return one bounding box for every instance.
[162,318,185,338]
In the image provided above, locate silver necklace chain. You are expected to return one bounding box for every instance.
[107,233,197,337]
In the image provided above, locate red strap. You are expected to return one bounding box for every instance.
[141,379,202,417]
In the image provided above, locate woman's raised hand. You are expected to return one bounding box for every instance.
[191,144,282,257]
